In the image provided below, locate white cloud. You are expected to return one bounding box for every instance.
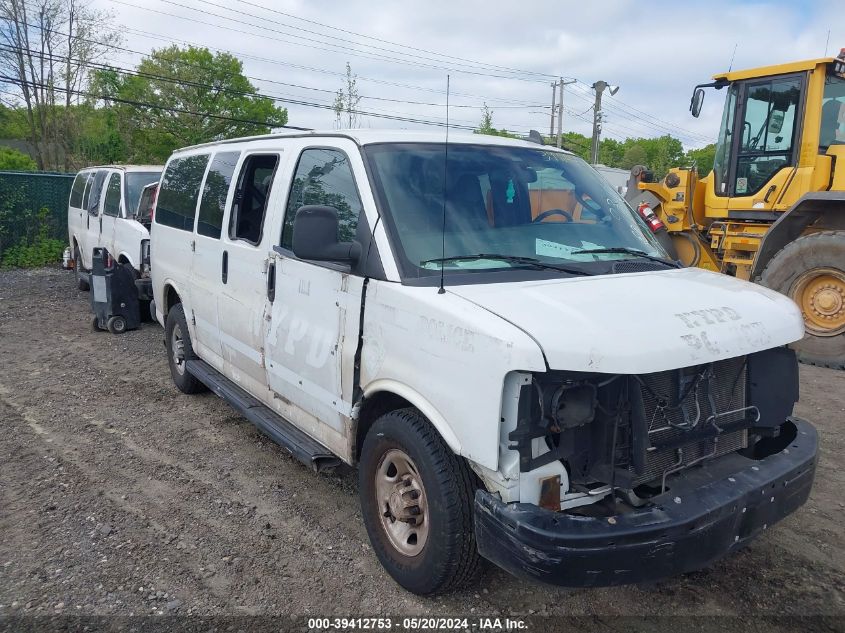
[97,0,845,149]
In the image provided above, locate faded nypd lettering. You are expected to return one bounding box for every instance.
[676,306,771,359]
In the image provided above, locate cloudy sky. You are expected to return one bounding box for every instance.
[93,0,844,150]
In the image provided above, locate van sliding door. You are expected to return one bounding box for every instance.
[216,151,284,395]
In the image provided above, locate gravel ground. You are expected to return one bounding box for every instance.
[0,267,843,628]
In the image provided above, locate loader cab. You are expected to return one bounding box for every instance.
[693,53,845,217]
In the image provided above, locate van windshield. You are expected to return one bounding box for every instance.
[125,171,161,215]
[364,143,665,280]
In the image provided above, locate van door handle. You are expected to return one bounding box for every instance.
[222,250,228,284]
[267,261,276,303]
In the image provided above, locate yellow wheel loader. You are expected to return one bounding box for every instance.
[632,49,845,369]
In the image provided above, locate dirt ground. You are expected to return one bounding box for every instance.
[0,267,843,627]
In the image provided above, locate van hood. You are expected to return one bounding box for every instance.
[447,267,804,374]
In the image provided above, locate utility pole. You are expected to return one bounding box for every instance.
[549,81,557,139]
[555,78,576,149]
[590,80,619,164]
[556,79,564,148]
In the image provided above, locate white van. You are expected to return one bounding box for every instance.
[67,165,162,291]
[150,131,817,594]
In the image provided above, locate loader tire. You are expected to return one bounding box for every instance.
[759,230,845,370]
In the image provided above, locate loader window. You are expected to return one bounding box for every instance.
[733,76,801,196]
[713,85,737,196]
[820,75,845,150]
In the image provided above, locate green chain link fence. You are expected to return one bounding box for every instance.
[0,170,75,267]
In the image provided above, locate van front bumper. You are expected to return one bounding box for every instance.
[474,417,817,588]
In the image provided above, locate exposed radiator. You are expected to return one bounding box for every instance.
[630,356,749,486]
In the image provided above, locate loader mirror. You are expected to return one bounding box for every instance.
[690,88,705,118]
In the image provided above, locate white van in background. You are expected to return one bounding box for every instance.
[67,165,162,291]
[150,130,816,594]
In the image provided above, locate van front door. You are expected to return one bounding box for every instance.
[83,169,108,269]
[264,144,367,455]
[100,172,122,259]
[217,151,283,396]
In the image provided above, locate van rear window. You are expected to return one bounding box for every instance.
[155,154,210,231]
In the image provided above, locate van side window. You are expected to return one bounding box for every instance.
[81,173,94,210]
[69,172,87,208]
[156,154,210,231]
[87,170,109,216]
[103,173,122,217]
[228,154,279,245]
[281,148,362,250]
[198,151,240,239]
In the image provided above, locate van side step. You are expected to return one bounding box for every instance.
[185,359,341,472]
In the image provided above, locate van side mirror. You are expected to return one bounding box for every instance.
[690,88,705,118]
[292,205,361,264]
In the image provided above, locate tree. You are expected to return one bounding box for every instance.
[332,62,361,129]
[684,143,717,176]
[0,145,36,170]
[620,144,648,170]
[0,0,120,170]
[97,46,288,162]
[474,103,517,138]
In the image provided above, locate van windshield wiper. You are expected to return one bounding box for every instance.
[570,247,681,268]
[420,253,592,276]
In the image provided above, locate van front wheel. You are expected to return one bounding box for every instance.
[358,408,481,594]
[164,303,206,394]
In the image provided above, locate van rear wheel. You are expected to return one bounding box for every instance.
[358,408,482,594]
[165,303,206,394]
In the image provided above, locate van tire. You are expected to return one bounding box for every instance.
[75,246,89,291]
[164,303,206,394]
[358,408,482,595]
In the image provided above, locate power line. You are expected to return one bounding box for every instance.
[0,74,299,128]
[129,0,713,143]
[235,0,560,81]
[4,19,544,134]
[194,0,555,81]
[0,47,495,132]
[120,23,547,107]
[13,9,548,112]
[567,81,713,144]
[111,0,553,83]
